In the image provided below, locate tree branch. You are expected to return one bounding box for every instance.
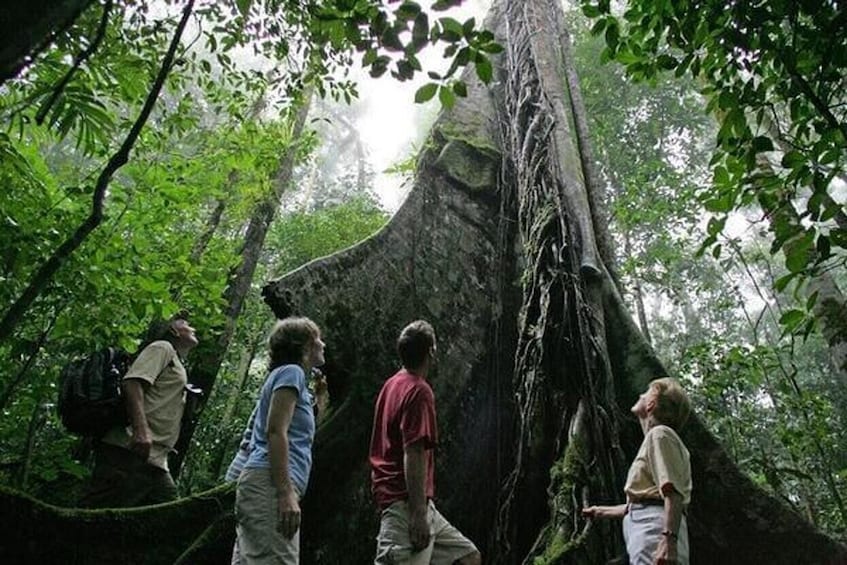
[35,0,113,125]
[0,0,196,344]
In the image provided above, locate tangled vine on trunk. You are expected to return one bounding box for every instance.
[492,1,626,562]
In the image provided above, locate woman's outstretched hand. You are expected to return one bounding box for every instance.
[581,504,627,520]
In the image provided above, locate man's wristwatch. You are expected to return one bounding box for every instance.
[661,529,678,541]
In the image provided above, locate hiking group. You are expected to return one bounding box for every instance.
[75,316,692,565]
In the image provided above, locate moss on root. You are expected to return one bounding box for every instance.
[531,434,591,564]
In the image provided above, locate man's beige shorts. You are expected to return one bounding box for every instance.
[375,500,478,564]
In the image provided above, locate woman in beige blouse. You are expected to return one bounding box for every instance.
[583,378,692,565]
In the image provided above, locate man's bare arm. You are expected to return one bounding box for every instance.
[404,441,430,551]
[123,379,151,459]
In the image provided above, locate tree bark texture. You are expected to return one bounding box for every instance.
[492,2,845,563]
[266,1,846,563]
[0,0,96,85]
[262,36,516,558]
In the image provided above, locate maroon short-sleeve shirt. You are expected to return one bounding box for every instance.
[369,369,437,510]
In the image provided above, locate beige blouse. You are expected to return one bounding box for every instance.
[624,424,692,505]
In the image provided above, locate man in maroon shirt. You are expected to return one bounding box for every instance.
[369,320,481,565]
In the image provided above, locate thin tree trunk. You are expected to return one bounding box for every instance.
[219,339,258,431]
[331,111,369,192]
[0,0,196,344]
[210,339,259,480]
[170,92,313,476]
[186,95,267,267]
[188,196,227,264]
[0,309,59,411]
[19,402,51,489]
[624,231,653,346]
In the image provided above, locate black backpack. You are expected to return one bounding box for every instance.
[57,347,133,437]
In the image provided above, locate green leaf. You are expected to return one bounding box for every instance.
[235,0,252,16]
[706,216,726,236]
[751,136,774,153]
[369,56,391,78]
[605,19,620,48]
[396,1,421,20]
[784,231,814,273]
[438,17,464,41]
[713,165,730,187]
[452,81,468,97]
[774,273,797,292]
[415,82,438,103]
[806,290,819,311]
[582,4,602,17]
[432,0,461,10]
[778,309,805,329]
[657,54,677,70]
[816,234,831,259]
[381,27,404,52]
[463,17,476,39]
[479,41,504,54]
[703,194,733,213]
[590,18,607,36]
[781,150,805,169]
[363,48,378,66]
[411,12,429,52]
[475,56,493,83]
[438,85,456,109]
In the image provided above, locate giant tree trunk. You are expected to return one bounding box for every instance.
[263,41,515,559]
[2,1,845,563]
[262,1,845,563]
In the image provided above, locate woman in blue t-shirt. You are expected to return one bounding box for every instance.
[235,316,326,564]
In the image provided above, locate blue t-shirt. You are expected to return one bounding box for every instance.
[244,364,315,495]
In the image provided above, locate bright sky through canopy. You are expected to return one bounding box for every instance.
[347,0,492,211]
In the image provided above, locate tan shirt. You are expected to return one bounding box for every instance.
[624,424,692,505]
[102,341,187,471]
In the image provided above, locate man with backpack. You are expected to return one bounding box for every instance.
[79,316,198,508]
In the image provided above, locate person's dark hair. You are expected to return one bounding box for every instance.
[268,317,320,370]
[397,320,435,370]
[140,314,189,351]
